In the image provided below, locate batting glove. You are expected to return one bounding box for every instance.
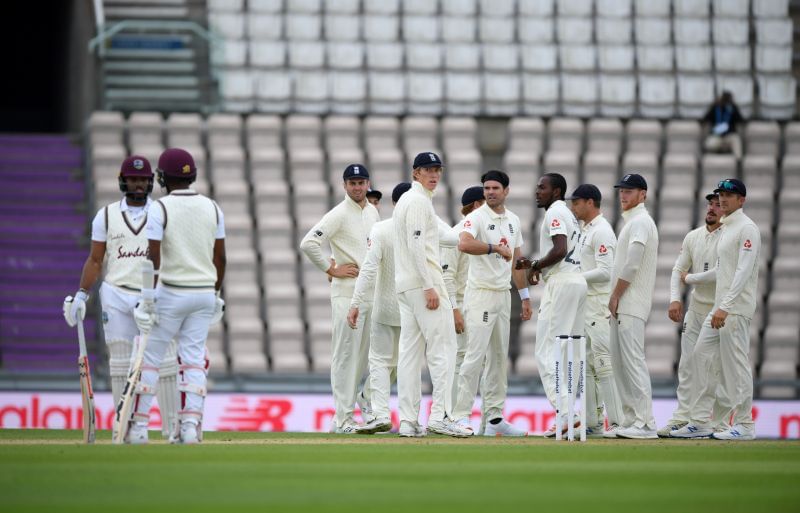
[134,300,158,334]
[210,294,225,325]
[63,290,88,327]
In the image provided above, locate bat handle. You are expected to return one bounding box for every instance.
[77,319,88,358]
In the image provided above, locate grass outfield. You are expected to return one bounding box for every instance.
[1,430,799,513]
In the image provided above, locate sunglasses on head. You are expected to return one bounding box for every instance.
[717,180,737,191]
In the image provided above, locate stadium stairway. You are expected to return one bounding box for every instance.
[0,135,98,375]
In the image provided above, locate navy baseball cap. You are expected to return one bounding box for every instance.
[614,173,648,190]
[705,191,719,201]
[568,184,602,202]
[714,178,746,197]
[461,185,485,206]
[391,182,412,203]
[413,152,443,169]
[481,170,509,188]
[366,188,382,200]
[343,163,369,180]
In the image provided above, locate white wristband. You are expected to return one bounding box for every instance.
[518,288,530,301]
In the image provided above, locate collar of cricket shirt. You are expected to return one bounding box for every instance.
[411,180,434,198]
[344,193,366,211]
[621,202,647,220]
[481,202,506,219]
[721,207,744,225]
[585,212,604,227]
[120,196,152,212]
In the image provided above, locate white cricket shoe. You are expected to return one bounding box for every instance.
[585,425,605,438]
[543,416,579,438]
[356,391,376,424]
[455,418,475,435]
[616,426,658,439]
[179,422,200,444]
[483,419,528,437]
[334,423,359,434]
[603,424,621,439]
[428,419,473,438]
[126,424,148,445]
[356,417,392,435]
[712,424,755,441]
[398,421,426,438]
[669,424,713,438]
[657,422,688,438]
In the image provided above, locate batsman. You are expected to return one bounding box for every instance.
[63,155,179,438]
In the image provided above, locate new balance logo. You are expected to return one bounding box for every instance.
[488,224,495,230]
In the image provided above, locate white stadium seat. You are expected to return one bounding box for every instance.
[518,17,555,44]
[712,19,749,45]
[596,18,632,44]
[714,46,752,74]
[521,45,558,72]
[598,46,634,72]
[599,74,636,118]
[442,16,477,42]
[677,74,715,118]
[676,45,712,73]
[639,74,677,118]
[634,18,671,46]
[637,46,674,73]
[557,17,593,45]
[523,73,560,116]
[445,44,480,71]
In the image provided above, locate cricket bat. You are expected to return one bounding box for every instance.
[77,318,96,444]
[113,260,156,444]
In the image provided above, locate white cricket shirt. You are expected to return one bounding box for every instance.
[612,203,658,321]
[578,213,616,297]
[461,202,523,291]
[713,208,761,319]
[670,225,721,314]
[442,219,470,310]
[538,200,582,281]
[92,198,153,290]
[350,218,399,326]
[299,195,380,299]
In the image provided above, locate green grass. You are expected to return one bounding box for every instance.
[1,430,799,513]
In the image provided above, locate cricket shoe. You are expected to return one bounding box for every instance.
[657,422,688,438]
[455,418,475,435]
[126,424,149,445]
[616,426,658,439]
[398,421,426,438]
[584,425,605,438]
[603,424,621,439]
[356,417,393,435]
[543,417,580,438]
[178,422,200,445]
[712,424,755,441]
[483,419,528,437]
[356,391,376,424]
[334,423,359,434]
[669,424,713,438]
[428,419,473,438]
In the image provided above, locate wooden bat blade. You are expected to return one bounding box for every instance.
[79,356,96,444]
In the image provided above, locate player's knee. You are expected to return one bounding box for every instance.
[594,354,613,379]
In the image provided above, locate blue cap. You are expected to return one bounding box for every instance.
[714,178,746,197]
[343,164,369,180]
[392,182,412,203]
[366,188,382,200]
[461,185,484,206]
[568,184,602,202]
[614,173,648,190]
[413,152,443,169]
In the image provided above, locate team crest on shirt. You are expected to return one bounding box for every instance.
[551,219,560,228]
[508,224,514,233]
[744,239,752,249]
[598,244,608,254]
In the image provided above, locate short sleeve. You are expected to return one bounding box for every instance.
[513,215,524,248]
[145,201,166,241]
[628,218,651,245]
[214,202,226,239]
[461,211,480,238]
[546,209,569,237]
[91,208,106,242]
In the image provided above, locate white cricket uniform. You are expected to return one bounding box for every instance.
[452,203,523,422]
[394,181,457,425]
[442,219,470,406]
[610,203,658,430]
[350,218,400,421]
[132,189,224,429]
[90,198,178,434]
[667,225,723,426]
[300,195,380,429]
[578,213,622,428]
[534,200,587,413]
[689,208,760,429]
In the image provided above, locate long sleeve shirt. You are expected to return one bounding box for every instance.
[442,219,470,310]
[669,225,722,315]
[350,218,400,326]
[578,213,616,297]
[299,195,380,299]
[712,208,761,319]
[611,203,659,322]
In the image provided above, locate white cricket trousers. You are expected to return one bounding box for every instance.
[330,297,372,428]
[668,307,716,424]
[689,313,754,429]
[584,294,623,428]
[133,286,215,426]
[368,320,400,420]
[451,331,468,407]
[453,288,510,422]
[397,287,456,425]
[100,282,178,434]
[610,313,656,430]
[535,274,587,412]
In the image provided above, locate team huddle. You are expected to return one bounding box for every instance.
[61,147,760,443]
[300,151,761,441]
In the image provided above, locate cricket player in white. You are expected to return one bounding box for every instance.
[659,193,725,437]
[394,152,471,438]
[300,164,380,433]
[518,173,586,437]
[347,183,412,434]
[63,155,179,438]
[608,173,659,439]
[672,179,760,440]
[126,148,226,444]
[443,186,485,407]
[453,171,531,437]
[568,184,623,435]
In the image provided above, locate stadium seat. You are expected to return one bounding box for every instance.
[596,18,633,44]
[639,74,677,118]
[442,16,478,43]
[221,70,255,112]
[677,75,715,118]
[518,17,555,44]
[520,0,555,16]
[483,44,519,72]
[561,73,599,117]
[479,17,516,44]
[369,72,406,115]
[744,121,781,157]
[755,46,793,73]
[503,117,545,174]
[407,73,444,115]
[715,74,754,118]
[666,120,702,155]
[443,0,477,16]
[753,0,789,18]
[626,119,663,156]
[621,152,658,193]
[757,74,797,120]
[523,74,560,116]
[635,0,670,17]
[406,43,444,72]
[293,71,329,114]
[250,41,287,68]
[587,118,624,155]
[598,46,634,73]
[784,123,800,155]
[712,19,749,45]
[285,14,322,41]
[330,72,367,114]
[484,74,520,116]
[634,18,672,46]
[674,18,711,45]
[521,46,558,72]
[637,46,674,73]
[248,14,283,39]
[597,0,633,17]
[327,42,364,70]
[366,43,404,71]
[403,15,441,43]
[363,15,400,42]
[714,47,751,74]
[559,45,597,72]
[324,14,361,41]
[209,11,246,39]
[674,0,711,17]
[712,0,749,17]
[599,74,636,117]
[676,46,712,73]
[87,111,125,147]
[557,17,594,45]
